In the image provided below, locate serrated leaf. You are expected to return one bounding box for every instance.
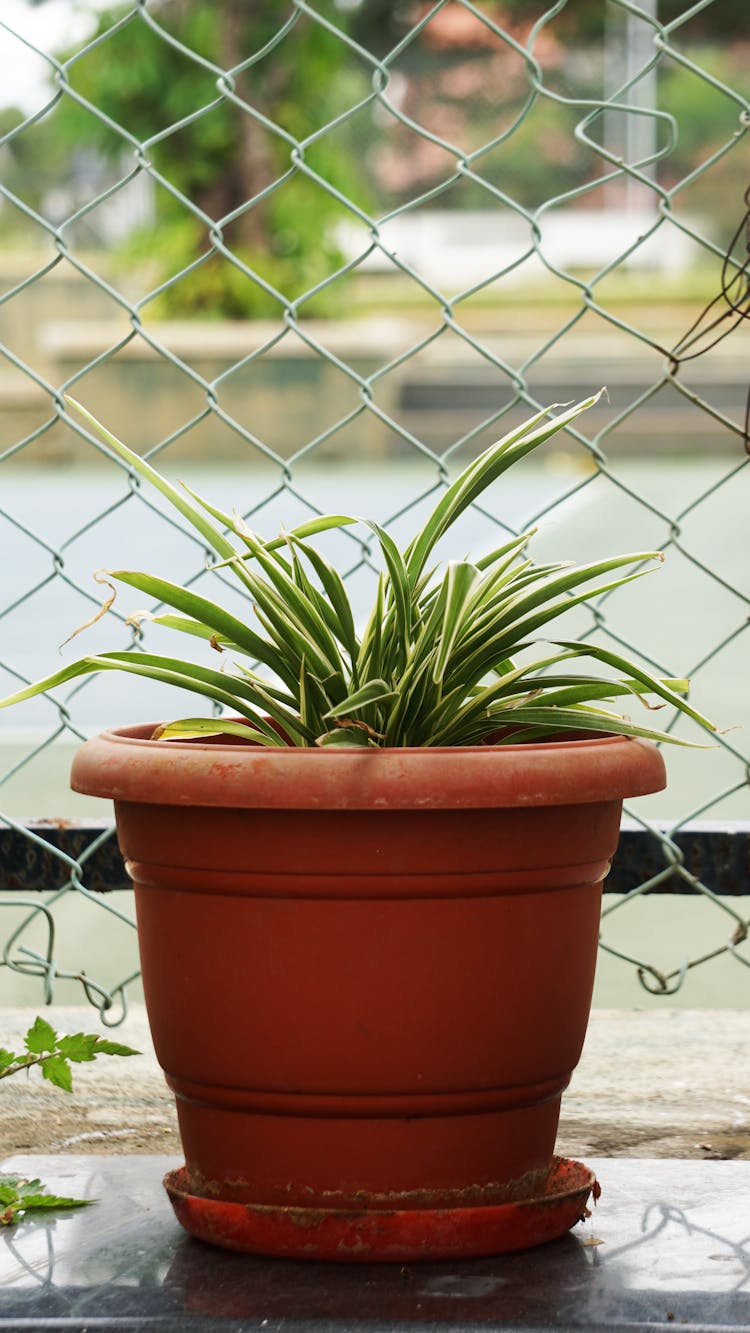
[0,1048,17,1071]
[25,1018,57,1055]
[92,1039,140,1057]
[55,1032,138,1062]
[0,1175,92,1224]
[17,1193,91,1212]
[41,1054,73,1093]
[56,1033,99,1063]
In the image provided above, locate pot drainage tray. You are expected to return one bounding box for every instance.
[163,1156,599,1261]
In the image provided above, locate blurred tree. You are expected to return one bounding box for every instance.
[350,1,749,224]
[45,1,373,316]
[352,1,750,49]
[0,105,62,219]
[7,1,746,302]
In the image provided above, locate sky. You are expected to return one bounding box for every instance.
[1,0,105,113]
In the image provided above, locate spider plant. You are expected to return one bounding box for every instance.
[0,391,714,748]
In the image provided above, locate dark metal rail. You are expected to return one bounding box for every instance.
[1,819,747,897]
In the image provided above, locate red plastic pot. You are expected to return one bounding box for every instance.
[72,726,665,1258]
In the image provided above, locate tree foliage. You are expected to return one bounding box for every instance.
[352,1,748,222]
[5,2,745,311]
[354,1,750,48]
[50,2,373,317]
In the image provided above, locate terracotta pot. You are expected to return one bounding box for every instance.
[72,726,665,1255]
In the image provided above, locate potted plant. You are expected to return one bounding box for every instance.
[1,391,712,1260]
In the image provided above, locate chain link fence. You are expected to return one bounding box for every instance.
[0,0,748,1021]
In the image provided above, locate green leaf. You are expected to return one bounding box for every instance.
[487,704,708,747]
[420,649,583,744]
[298,658,313,734]
[5,392,712,751]
[552,640,716,732]
[241,676,315,744]
[405,394,603,582]
[11,1192,91,1213]
[1,649,307,742]
[56,1033,140,1062]
[364,520,412,657]
[181,491,358,559]
[54,1032,139,1062]
[323,679,397,720]
[24,1017,57,1055]
[449,565,658,688]
[286,534,359,670]
[152,717,285,745]
[498,552,661,626]
[108,569,295,685]
[144,613,233,649]
[315,727,374,747]
[474,528,536,573]
[91,1038,140,1058]
[230,529,344,677]
[65,398,240,566]
[453,554,660,672]
[41,1054,73,1093]
[266,514,357,549]
[357,573,385,681]
[285,546,355,683]
[0,1175,91,1224]
[251,595,338,693]
[56,1033,99,1063]
[432,561,481,684]
[0,1049,17,1072]
[177,482,250,537]
[0,636,314,746]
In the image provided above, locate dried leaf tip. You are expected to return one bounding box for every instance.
[59,571,116,653]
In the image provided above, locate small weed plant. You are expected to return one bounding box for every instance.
[0,1017,137,1224]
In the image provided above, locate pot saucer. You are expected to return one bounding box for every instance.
[163,1156,599,1261]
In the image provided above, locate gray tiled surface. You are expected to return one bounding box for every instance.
[0,1156,748,1331]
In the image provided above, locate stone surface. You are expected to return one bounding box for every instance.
[0,1007,747,1161]
[0,1155,749,1329]
[559,1008,750,1163]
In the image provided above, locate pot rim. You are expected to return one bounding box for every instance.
[70,723,667,809]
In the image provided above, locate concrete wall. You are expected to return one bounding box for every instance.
[1,256,745,463]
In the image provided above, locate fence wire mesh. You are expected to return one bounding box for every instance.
[0,0,748,1022]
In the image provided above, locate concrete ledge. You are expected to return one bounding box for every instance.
[0,1007,747,1162]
